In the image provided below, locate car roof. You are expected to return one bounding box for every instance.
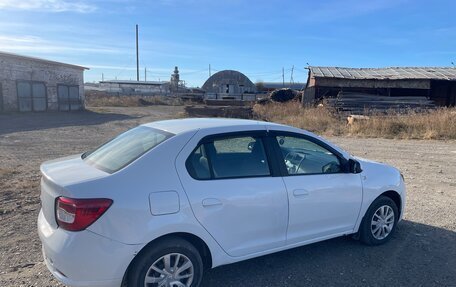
[142,118,350,159]
[142,118,283,134]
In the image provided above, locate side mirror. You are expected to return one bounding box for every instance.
[349,159,362,174]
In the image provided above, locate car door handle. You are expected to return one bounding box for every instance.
[202,198,222,207]
[293,189,310,197]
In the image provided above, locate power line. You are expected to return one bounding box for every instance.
[112,54,136,80]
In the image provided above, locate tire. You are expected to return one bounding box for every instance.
[359,195,399,246]
[127,237,204,287]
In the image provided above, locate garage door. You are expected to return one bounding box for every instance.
[17,81,47,112]
[58,85,81,111]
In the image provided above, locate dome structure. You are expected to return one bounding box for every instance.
[202,70,257,94]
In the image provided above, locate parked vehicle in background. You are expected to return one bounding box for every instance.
[38,118,406,287]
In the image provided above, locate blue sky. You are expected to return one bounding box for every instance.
[0,0,455,87]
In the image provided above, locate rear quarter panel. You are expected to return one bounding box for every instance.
[70,129,229,267]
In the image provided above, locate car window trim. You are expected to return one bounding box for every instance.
[267,130,350,176]
[185,130,282,180]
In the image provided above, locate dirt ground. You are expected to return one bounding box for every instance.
[0,106,455,287]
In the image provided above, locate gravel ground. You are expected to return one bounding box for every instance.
[0,106,455,287]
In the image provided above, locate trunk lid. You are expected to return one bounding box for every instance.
[40,154,109,229]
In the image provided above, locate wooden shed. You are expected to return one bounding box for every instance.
[304,66,456,107]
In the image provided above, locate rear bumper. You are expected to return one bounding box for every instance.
[42,254,121,287]
[38,209,140,287]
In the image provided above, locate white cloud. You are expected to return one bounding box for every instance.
[0,35,42,43]
[0,0,96,13]
[0,34,123,54]
[302,0,407,22]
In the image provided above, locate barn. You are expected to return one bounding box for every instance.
[0,51,87,112]
[96,66,184,95]
[98,80,170,95]
[304,66,456,107]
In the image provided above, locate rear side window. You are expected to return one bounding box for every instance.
[186,135,271,180]
[83,126,173,173]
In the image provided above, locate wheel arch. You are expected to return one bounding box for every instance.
[354,189,403,237]
[121,232,213,286]
[379,190,402,218]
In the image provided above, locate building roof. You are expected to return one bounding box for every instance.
[0,51,88,70]
[202,70,257,93]
[100,80,169,85]
[309,66,456,81]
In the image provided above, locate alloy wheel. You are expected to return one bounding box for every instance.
[370,205,395,240]
[144,253,194,287]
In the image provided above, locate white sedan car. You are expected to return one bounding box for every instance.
[38,118,405,287]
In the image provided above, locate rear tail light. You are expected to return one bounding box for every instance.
[56,197,113,231]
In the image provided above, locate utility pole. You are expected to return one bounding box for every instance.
[290,65,294,85]
[282,67,285,87]
[209,64,211,77]
[102,73,104,82]
[144,67,147,81]
[136,24,139,81]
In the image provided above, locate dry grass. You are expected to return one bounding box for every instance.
[349,109,456,139]
[85,91,183,107]
[253,101,346,136]
[253,101,456,140]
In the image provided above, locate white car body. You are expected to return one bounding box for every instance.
[38,118,406,287]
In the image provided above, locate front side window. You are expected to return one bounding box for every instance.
[83,126,173,173]
[186,135,271,180]
[275,135,342,175]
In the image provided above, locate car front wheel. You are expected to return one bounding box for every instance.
[127,237,203,287]
[359,195,399,245]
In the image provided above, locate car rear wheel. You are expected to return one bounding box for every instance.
[359,195,398,245]
[127,237,203,287]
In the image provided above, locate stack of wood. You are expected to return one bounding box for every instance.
[324,92,435,114]
[178,93,204,103]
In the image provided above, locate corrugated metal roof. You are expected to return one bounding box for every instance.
[0,51,88,70]
[309,66,456,81]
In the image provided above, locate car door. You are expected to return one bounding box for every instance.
[176,130,288,257]
[270,131,363,245]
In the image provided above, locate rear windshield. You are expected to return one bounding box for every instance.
[83,126,173,173]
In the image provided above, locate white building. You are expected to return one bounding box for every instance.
[0,51,87,112]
